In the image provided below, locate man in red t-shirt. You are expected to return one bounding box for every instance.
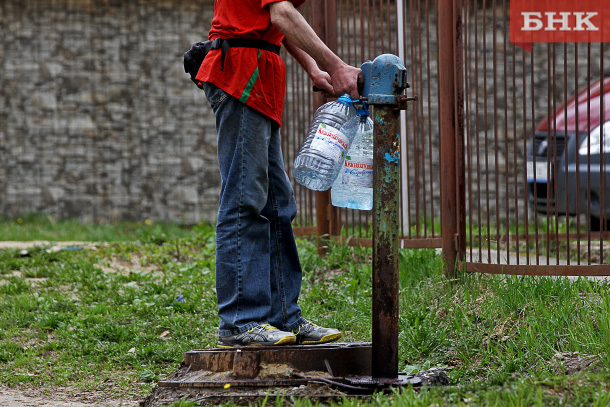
[197,0,360,348]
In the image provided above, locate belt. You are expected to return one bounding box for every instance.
[209,38,281,71]
[184,38,281,89]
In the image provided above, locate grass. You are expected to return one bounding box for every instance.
[0,213,195,242]
[0,217,610,405]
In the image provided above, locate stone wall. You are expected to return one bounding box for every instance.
[0,0,218,223]
[1,0,608,227]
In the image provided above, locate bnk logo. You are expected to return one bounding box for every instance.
[510,0,610,48]
[521,12,598,31]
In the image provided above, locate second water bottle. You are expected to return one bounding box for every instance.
[331,113,374,210]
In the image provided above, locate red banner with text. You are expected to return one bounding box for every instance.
[510,0,610,51]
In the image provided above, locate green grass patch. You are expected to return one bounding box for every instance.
[0,213,198,242]
[0,218,609,405]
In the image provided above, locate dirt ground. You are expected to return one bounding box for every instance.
[0,385,140,407]
[0,242,91,249]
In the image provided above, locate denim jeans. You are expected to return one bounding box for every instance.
[202,82,306,337]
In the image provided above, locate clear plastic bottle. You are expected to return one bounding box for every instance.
[331,114,374,210]
[293,95,356,191]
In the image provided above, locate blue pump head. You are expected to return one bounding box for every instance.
[359,61,373,98]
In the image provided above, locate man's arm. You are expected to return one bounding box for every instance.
[282,38,333,96]
[269,1,360,99]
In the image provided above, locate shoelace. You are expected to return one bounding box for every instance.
[247,324,277,333]
[295,320,317,335]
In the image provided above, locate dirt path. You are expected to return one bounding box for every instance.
[0,386,139,407]
[0,241,92,249]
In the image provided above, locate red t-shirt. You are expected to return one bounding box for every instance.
[196,0,305,126]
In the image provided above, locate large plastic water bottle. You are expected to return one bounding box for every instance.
[331,113,374,210]
[293,95,356,191]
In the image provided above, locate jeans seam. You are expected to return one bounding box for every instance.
[232,102,246,329]
[269,179,288,327]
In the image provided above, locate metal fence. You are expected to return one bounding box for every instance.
[460,0,610,274]
[285,0,443,250]
[284,0,610,275]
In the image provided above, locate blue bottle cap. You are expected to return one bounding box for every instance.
[337,94,353,105]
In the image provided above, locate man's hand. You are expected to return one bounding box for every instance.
[326,63,361,99]
[309,68,333,97]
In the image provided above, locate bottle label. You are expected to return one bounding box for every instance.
[310,123,350,162]
[338,156,373,187]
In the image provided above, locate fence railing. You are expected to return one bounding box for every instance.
[459,0,610,274]
[284,0,610,275]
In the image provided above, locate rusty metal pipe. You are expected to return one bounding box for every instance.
[372,104,401,379]
[367,54,408,380]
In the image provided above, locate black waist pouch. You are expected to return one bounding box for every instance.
[183,40,213,90]
[183,38,281,90]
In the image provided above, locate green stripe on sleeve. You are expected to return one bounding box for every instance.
[239,50,262,104]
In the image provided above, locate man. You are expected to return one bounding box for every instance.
[195,0,360,348]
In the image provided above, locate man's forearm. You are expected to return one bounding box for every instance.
[284,37,334,95]
[270,1,360,98]
[283,37,318,75]
[269,2,344,75]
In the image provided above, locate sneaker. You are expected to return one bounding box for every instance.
[292,320,342,345]
[218,324,296,348]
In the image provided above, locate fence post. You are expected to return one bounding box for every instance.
[311,0,339,255]
[438,0,465,278]
[454,0,466,270]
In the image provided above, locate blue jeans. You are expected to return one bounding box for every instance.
[203,82,306,337]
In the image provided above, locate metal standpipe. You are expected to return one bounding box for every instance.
[367,54,408,380]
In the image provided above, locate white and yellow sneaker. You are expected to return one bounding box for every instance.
[292,320,342,345]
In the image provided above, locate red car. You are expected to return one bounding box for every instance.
[527,76,610,230]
